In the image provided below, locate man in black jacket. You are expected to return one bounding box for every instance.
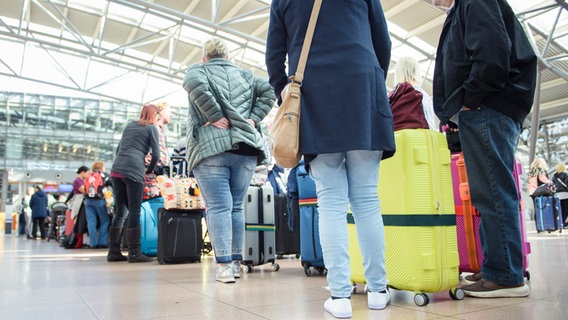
[431,0,537,298]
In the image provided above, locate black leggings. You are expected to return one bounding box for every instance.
[560,198,568,224]
[111,176,144,229]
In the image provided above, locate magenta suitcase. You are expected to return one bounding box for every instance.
[452,153,483,273]
[513,159,531,279]
[452,153,531,279]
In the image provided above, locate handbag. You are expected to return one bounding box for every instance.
[270,0,322,169]
[156,175,205,210]
[531,182,556,198]
[143,173,161,201]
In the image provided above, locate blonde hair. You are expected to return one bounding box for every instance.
[156,102,169,112]
[202,37,229,60]
[530,157,548,170]
[92,161,104,171]
[556,163,567,173]
[394,56,421,85]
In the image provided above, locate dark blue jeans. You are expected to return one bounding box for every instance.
[111,176,144,229]
[84,198,110,246]
[458,106,524,286]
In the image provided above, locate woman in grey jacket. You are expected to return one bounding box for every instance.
[107,104,160,263]
[183,37,275,283]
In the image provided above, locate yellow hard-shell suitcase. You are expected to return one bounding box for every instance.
[349,129,462,306]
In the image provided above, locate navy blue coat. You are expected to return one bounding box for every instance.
[266,0,395,160]
[30,189,48,219]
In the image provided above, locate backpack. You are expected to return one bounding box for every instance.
[85,171,105,198]
[388,82,429,131]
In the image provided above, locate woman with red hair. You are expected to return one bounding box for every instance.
[107,104,160,263]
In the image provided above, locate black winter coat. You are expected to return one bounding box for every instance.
[553,172,568,193]
[433,0,537,124]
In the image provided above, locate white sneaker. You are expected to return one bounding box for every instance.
[231,261,241,279]
[368,290,390,310]
[216,264,235,283]
[324,298,352,319]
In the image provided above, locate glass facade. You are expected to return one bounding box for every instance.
[0,91,187,175]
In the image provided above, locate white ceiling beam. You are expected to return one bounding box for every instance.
[406,15,446,38]
[384,0,419,19]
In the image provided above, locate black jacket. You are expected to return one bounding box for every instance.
[433,0,537,124]
[553,172,568,193]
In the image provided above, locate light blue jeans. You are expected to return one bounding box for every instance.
[84,198,110,247]
[458,106,524,285]
[309,150,387,298]
[193,152,257,264]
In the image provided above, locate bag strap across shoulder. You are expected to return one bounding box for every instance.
[293,0,323,84]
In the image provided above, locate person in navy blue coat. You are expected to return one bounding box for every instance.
[29,185,48,239]
[266,1,395,318]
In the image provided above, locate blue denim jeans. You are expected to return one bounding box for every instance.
[193,152,257,264]
[458,106,524,286]
[309,150,387,298]
[84,198,110,247]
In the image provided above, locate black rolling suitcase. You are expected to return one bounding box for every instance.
[275,193,300,258]
[157,208,203,264]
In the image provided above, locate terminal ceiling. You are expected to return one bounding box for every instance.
[1,0,568,160]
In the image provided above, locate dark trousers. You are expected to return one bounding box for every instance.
[32,218,46,238]
[560,198,568,224]
[111,176,144,229]
[18,212,26,235]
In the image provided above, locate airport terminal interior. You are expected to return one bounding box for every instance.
[2,1,568,319]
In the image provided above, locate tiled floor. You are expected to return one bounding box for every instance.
[1,220,567,320]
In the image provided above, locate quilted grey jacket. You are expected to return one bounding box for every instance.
[183,58,275,171]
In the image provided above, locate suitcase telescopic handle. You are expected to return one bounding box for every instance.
[170,155,188,178]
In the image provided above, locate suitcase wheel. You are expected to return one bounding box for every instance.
[302,263,312,276]
[271,263,280,272]
[414,293,430,306]
[316,266,327,276]
[242,265,252,274]
[449,288,465,301]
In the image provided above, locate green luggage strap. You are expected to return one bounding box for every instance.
[245,223,276,232]
[347,213,456,227]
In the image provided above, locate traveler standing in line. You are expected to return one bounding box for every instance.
[552,163,568,226]
[393,56,439,130]
[22,186,34,238]
[29,185,48,240]
[67,165,89,246]
[107,104,160,263]
[183,37,275,283]
[431,0,536,298]
[266,1,395,317]
[70,166,89,220]
[83,161,111,249]
[145,102,172,175]
[528,157,552,195]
